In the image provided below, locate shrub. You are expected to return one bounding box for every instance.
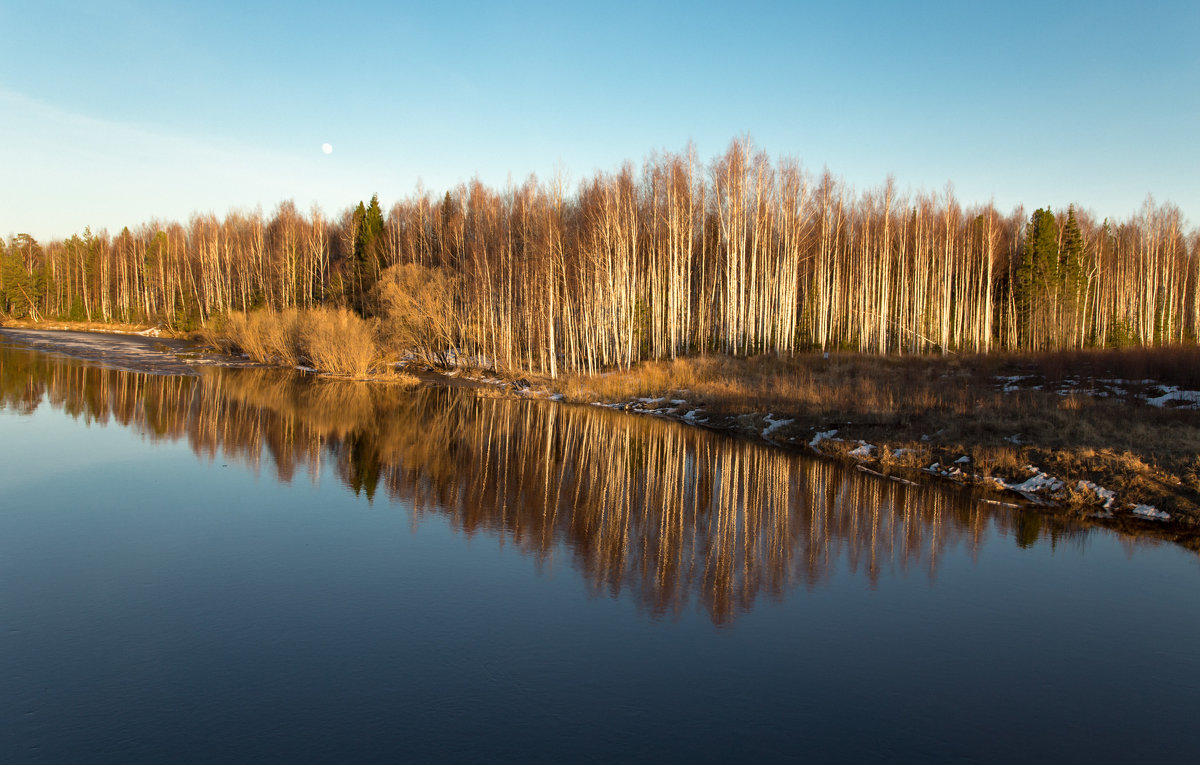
[216,307,378,377]
[374,264,457,365]
[300,307,378,377]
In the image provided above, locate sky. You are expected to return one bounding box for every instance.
[2,0,1198,241]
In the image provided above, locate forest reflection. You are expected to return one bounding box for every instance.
[1,346,1113,623]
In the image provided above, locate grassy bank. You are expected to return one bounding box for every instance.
[536,348,1200,526]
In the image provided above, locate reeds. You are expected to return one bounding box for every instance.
[217,307,379,377]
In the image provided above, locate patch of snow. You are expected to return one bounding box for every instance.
[549,393,564,401]
[1131,504,1170,521]
[996,374,1032,393]
[638,396,666,404]
[295,365,317,373]
[670,399,686,405]
[847,442,875,459]
[1005,469,1064,494]
[810,429,838,449]
[924,462,966,479]
[892,448,912,457]
[1076,480,1116,509]
[1144,386,1200,409]
[682,409,709,423]
[954,455,971,464]
[762,414,794,438]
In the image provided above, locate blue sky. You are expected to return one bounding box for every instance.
[2,0,1197,241]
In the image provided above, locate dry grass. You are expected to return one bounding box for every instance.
[301,308,378,377]
[542,348,1200,522]
[219,308,304,365]
[214,307,380,377]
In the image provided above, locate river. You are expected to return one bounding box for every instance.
[1,340,1197,762]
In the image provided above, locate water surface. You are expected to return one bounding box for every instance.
[1,344,1197,762]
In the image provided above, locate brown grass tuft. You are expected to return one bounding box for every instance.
[300,307,378,377]
[215,307,379,377]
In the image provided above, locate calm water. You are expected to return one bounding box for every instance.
[1,343,1198,763]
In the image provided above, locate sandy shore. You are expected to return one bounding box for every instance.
[0,327,243,376]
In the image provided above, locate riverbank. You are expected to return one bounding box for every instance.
[522,350,1200,530]
[0,323,207,375]
[4,320,1199,531]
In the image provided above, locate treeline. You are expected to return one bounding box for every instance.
[3,139,1197,373]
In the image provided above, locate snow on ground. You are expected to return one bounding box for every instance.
[809,429,838,448]
[1132,504,1171,521]
[995,373,1200,410]
[1145,386,1200,409]
[682,409,708,423]
[1076,480,1116,509]
[761,414,794,438]
[1005,468,1065,494]
[847,442,874,459]
[925,462,965,479]
[996,374,1033,392]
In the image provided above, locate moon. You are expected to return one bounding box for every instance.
[321,143,333,155]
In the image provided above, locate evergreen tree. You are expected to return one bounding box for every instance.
[1016,208,1058,346]
[352,194,385,309]
[1059,206,1086,344]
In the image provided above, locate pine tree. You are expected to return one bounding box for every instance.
[352,194,385,309]
[1016,208,1058,347]
[1059,206,1086,346]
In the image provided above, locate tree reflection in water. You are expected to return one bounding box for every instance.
[1,347,1137,624]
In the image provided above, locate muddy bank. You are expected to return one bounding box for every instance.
[0,327,249,376]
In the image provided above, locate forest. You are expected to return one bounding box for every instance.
[3,138,1196,376]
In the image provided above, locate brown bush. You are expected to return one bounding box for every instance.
[216,307,378,377]
[374,264,457,365]
[300,307,378,377]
